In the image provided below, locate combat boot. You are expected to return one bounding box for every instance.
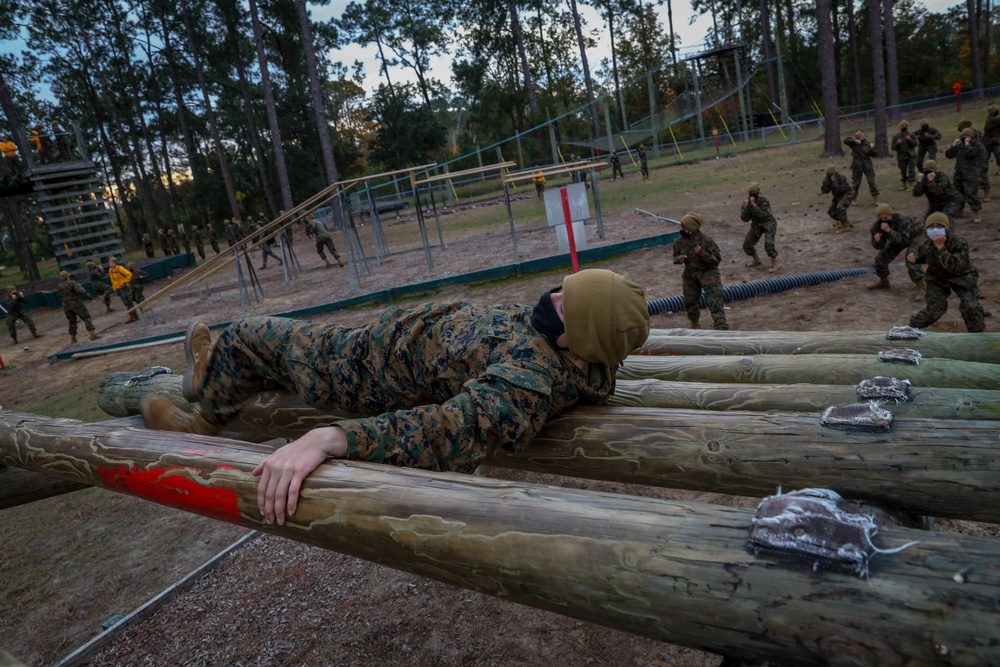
[31,331,43,339]
[867,276,891,290]
[873,195,880,206]
[70,334,77,344]
[688,319,701,330]
[973,211,982,223]
[833,222,852,234]
[745,252,761,267]
[10,335,17,345]
[141,395,220,436]
[89,331,101,340]
[899,181,908,191]
[182,322,212,402]
[913,279,926,302]
[105,302,114,313]
[769,257,780,273]
[324,258,332,268]
[338,258,344,267]
[984,188,992,203]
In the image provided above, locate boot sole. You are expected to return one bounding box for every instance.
[182,322,210,402]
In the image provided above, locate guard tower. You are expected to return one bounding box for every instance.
[21,122,124,274]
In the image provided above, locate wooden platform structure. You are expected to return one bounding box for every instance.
[2,327,999,665]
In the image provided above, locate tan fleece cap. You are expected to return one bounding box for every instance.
[825,164,838,175]
[925,212,950,230]
[875,203,893,216]
[924,159,937,169]
[562,269,650,367]
[680,213,702,231]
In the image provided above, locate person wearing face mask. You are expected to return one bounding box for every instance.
[906,212,985,333]
[739,182,779,272]
[140,269,651,525]
[672,213,728,330]
[821,164,854,233]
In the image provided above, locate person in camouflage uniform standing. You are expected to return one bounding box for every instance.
[739,182,779,272]
[85,260,114,312]
[259,229,284,269]
[637,144,649,179]
[866,203,925,301]
[916,119,941,170]
[177,227,191,255]
[912,159,964,225]
[821,165,854,233]
[225,218,238,247]
[890,120,917,190]
[956,118,991,203]
[127,261,151,304]
[166,229,180,255]
[843,130,880,205]
[984,105,1000,177]
[4,285,42,344]
[140,268,651,526]
[945,127,988,223]
[672,213,728,330]
[906,212,985,332]
[56,271,100,343]
[304,213,344,267]
[158,228,171,255]
[610,151,625,180]
[191,226,206,260]
[207,224,220,254]
[142,233,155,258]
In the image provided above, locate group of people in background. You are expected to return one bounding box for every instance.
[0,121,78,183]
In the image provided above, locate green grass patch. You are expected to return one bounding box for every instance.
[27,380,107,423]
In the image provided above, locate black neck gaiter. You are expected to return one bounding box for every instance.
[530,289,569,351]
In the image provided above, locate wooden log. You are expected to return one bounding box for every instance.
[0,411,997,666]
[99,372,1000,425]
[642,328,1000,364]
[0,464,89,509]
[620,354,1000,389]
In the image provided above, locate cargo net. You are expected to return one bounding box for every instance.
[747,488,919,579]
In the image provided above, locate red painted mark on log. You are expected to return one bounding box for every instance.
[97,465,245,524]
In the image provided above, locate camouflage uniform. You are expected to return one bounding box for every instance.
[843,135,879,199]
[177,228,191,255]
[984,110,1000,170]
[207,225,220,254]
[87,263,113,310]
[225,221,238,247]
[672,232,729,330]
[142,234,155,258]
[890,128,917,188]
[908,233,985,333]
[57,277,96,336]
[610,152,624,180]
[869,213,924,283]
[191,227,206,260]
[637,145,649,179]
[916,123,941,170]
[305,218,343,266]
[128,264,150,303]
[158,228,171,255]
[912,168,963,222]
[821,172,853,224]
[740,194,778,259]
[944,132,988,213]
[4,289,37,342]
[194,305,614,472]
[259,233,283,269]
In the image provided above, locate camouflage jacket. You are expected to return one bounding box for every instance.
[3,290,27,316]
[57,279,89,311]
[890,131,917,159]
[821,173,852,198]
[335,302,614,472]
[984,115,1000,147]
[912,171,961,207]
[672,232,722,274]
[843,137,876,166]
[945,137,988,176]
[88,265,107,285]
[869,213,922,251]
[910,234,976,281]
[740,194,777,227]
[304,218,331,241]
[917,126,941,146]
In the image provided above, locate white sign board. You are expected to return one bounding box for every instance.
[543,183,590,227]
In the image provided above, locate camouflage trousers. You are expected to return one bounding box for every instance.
[909,271,985,333]
[742,221,777,258]
[63,303,94,336]
[115,284,134,310]
[916,145,937,170]
[260,244,282,268]
[954,171,982,211]
[896,157,916,185]
[873,244,923,282]
[5,311,36,340]
[827,194,852,224]
[315,237,341,263]
[989,143,1000,168]
[682,270,729,330]
[91,281,112,308]
[851,163,879,198]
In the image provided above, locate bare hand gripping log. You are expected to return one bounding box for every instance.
[0,410,998,666]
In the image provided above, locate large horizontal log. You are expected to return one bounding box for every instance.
[99,372,1000,425]
[642,328,1000,364]
[620,354,1000,389]
[0,410,997,666]
[0,464,89,509]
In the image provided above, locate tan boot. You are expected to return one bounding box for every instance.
[89,331,101,340]
[867,276,891,290]
[324,258,332,268]
[31,331,43,338]
[833,222,852,234]
[131,311,140,322]
[70,334,77,343]
[913,279,926,302]
[873,195,880,206]
[984,189,991,203]
[689,319,701,330]
[974,211,982,223]
[745,252,761,267]
[769,257,779,273]
[337,258,345,267]
[141,395,220,436]
[105,303,114,313]
[900,182,908,191]
[182,322,212,402]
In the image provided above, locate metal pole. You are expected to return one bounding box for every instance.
[604,101,615,155]
[502,181,521,265]
[693,59,706,148]
[648,71,660,158]
[590,170,605,239]
[410,173,434,272]
[734,49,750,141]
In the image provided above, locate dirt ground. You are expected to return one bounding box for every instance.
[1,132,998,667]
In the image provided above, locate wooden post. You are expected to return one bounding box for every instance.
[0,411,998,665]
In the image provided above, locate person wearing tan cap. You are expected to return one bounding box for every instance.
[916,119,941,171]
[739,182,779,272]
[906,212,985,332]
[140,268,651,525]
[843,130,880,205]
[821,164,854,233]
[913,159,964,224]
[672,213,729,330]
[890,121,917,190]
[984,105,1000,176]
[945,127,988,223]
[866,203,925,300]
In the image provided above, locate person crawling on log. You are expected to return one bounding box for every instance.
[140,268,651,525]
[906,212,986,333]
